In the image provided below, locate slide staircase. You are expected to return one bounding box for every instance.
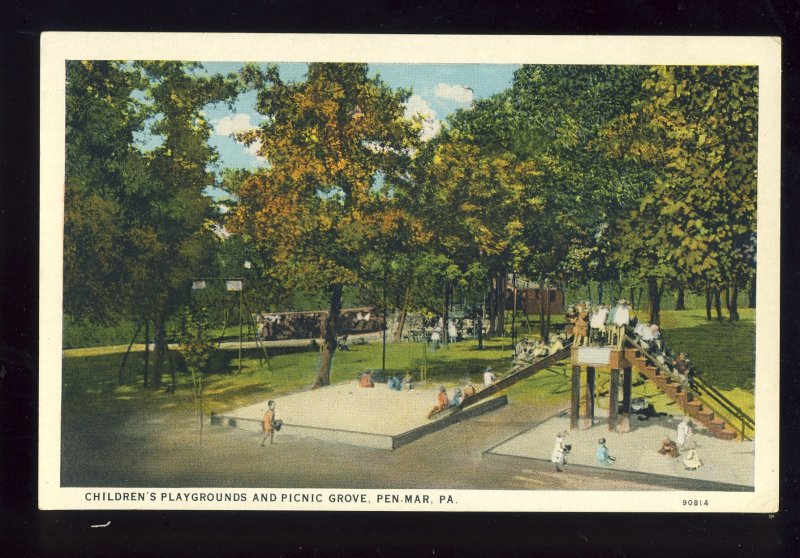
[624,334,754,441]
[459,344,572,410]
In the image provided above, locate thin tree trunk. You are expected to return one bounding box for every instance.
[539,276,547,341]
[486,274,496,337]
[497,270,507,338]
[748,275,756,308]
[151,311,167,389]
[545,281,552,341]
[729,285,740,322]
[714,288,723,321]
[393,284,411,342]
[118,321,142,386]
[442,282,450,347]
[629,287,636,311]
[705,288,712,320]
[143,319,150,388]
[675,288,686,311]
[314,283,343,388]
[598,282,604,305]
[647,277,662,325]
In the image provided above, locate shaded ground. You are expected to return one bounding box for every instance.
[59,308,755,491]
[62,393,664,491]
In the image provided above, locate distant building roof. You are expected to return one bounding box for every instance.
[507,275,559,291]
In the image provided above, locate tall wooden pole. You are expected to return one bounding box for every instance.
[238,284,243,374]
[584,366,596,428]
[619,366,632,433]
[608,369,620,431]
[382,265,387,373]
[511,272,517,348]
[143,319,150,388]
[570,365,581,430]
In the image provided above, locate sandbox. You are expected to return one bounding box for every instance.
[212,382,507,449]
[486,409,755,490]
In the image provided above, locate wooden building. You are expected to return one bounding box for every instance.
[506,277,565,316]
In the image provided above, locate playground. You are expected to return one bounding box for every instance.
[56,60,763,498]
[61,305,756,491]
[487,409,754,490]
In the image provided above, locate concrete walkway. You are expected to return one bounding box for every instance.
[487,409,754,489]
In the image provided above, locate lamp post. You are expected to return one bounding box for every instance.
[382,263,387,373]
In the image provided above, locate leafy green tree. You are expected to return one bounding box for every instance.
[402,128,544,337]
[227,63,419,387]
[177,306,216,441]
[64,61,238,387]
[446,65,654,337]
[64,61,147,324]
[601,65,758,323]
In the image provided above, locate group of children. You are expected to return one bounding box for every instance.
[551,416,703,473]
[550,432,615,472]
[355,366,496,421]
[567,299,634,348]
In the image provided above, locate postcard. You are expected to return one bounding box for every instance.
[40,33,780,512]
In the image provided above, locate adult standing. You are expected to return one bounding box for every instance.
[613,299,630,348]
[430,330,441,351]
[676,417,694,449]
[605,302,618,344]
[590,304,608,345]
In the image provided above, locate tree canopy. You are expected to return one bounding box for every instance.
[64,60,759,389]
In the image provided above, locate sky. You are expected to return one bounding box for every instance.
[197,62,519,172]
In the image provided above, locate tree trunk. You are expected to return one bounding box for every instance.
[151,311,167,389]
[486,274,496,337]
[705,288,712,320]
[118,321,142,386]
[442,282,450,347]
[143,319,150,388]
[675,288,686,311]
[629,287,636,311]
[545,281,552,341]
[393,284,411,342]
[713,288,723,321]
[598,283,604,305]
[748,275,756,308]
[476,292,484,350]
[314,283,343,388]
[496,271,507,337]
[539,276,547,341]
[729,285,740,322]
[647,277,661,325]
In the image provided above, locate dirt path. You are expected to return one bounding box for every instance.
[61,396,661,491]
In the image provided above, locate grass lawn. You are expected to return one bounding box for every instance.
[62,307,755,431]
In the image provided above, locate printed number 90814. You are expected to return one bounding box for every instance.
[682,499,709,506]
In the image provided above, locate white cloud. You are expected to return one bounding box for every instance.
[246,140,267,162]
[405,95,441,142]
[434,83,474,105]
[214,113,258,136]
